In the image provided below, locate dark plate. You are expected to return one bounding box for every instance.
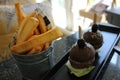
[42,23,120,80]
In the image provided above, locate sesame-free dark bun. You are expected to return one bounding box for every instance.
[69,39,95,69]
[83,24,103,49]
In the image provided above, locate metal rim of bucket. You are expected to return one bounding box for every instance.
[11,46,53,63]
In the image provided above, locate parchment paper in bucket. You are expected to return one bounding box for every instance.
[9,1,55,31]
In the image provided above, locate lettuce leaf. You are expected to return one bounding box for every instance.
[66,61,95,77]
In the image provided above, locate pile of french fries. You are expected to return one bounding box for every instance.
[10,3,63,55]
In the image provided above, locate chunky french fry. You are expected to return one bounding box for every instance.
[46,26,51,31]
[27,45,44,55]
[16,17,39,43]
[11,27,63,54]
[37,14,47,33]
[32,26,51,52]
[27,48,36,55]
[44,25,52,50]
[33,15,51,52]
[27,35,44,54]
[17,11,37,41]
[28,35,38,40]
[28,33,44,54]
[14,2,26,25]
[34,28,40,35]
[44,42,51,50]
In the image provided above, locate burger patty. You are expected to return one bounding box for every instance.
[69,56,95,69]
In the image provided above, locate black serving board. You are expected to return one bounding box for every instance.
[42,23,120,80]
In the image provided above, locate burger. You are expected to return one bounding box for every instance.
[83,24,103,52]
[66,39,95,77]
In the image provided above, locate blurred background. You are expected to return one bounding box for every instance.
[36,0,120,32]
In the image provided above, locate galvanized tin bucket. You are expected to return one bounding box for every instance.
[11,44,54,80]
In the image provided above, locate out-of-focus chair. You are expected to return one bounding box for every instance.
[79,0,116,26]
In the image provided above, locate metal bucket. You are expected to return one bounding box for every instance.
[11,44,54,80]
